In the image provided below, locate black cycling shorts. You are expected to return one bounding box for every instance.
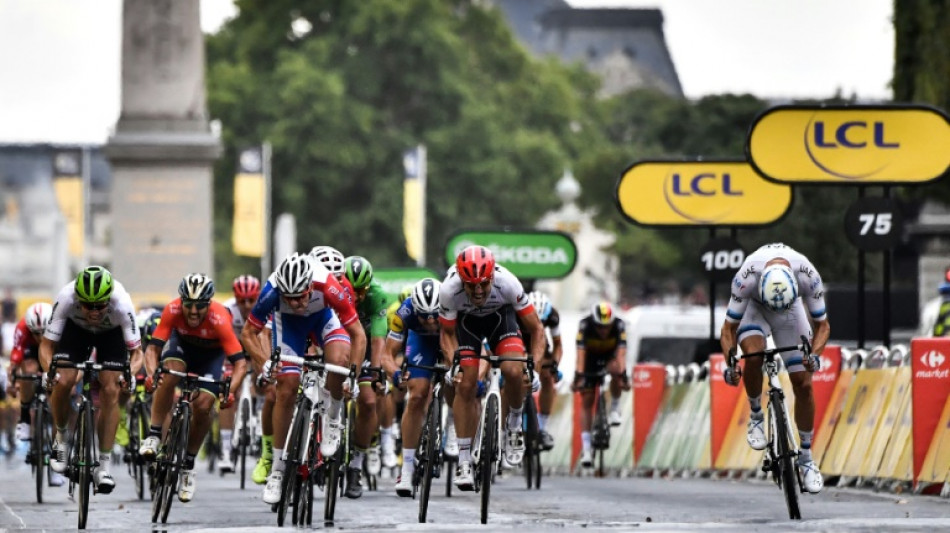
[160,331,226,396]
[55,319,128,366]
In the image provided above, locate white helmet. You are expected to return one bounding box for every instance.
[309,246,345,277]
[528,291,552,321]
[178,273,215,301]
[275,253,314,296]
[411,278,441,315]
[759,263,798,311]
[25,302,52,334]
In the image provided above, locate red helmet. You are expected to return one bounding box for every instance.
[456,245,495,283]
[233,274,261,299]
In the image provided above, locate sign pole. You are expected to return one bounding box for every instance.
[883,186,892,346]
[708,227,716,341]
[857,187,866,349]
[262,142,272,278]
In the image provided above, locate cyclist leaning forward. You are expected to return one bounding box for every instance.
[524,291,563,451]
[241,253,366,506]
[573,301,630,468]
[40,266,145,494]
[338,255,394,499]
[439,245,545,490]
[139,273,247,502]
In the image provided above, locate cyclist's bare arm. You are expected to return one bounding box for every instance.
[129,347,145,375]
[439,324,459,367]
[720,320,740,358]
[240,321,268,371]
[381,336,402,378]
[810,319,831,356]
[143,343,162,376]
[518,311,546,365]
[369,334,386,368]
[551,334,563,365]
[38,336,56,373]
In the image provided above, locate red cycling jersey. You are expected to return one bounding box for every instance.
[151,299,243,357]
[9,318,36,366]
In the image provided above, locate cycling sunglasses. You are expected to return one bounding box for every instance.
[182,299,210,310]
[80,301,108,311]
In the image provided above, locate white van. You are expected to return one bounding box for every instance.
[621,304,728,367]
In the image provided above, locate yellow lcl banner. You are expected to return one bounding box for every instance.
[747,105,950,184]
[403,176,423,262]
[232,173,265,257]
[615,161,791,226]
[53,177,84,257]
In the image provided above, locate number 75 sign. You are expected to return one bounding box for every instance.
[843,197,903,252]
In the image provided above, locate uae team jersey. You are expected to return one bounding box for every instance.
[726,243,828,323]
[439,265,532,325]
[150,298,244,355]
[45,279,141,351]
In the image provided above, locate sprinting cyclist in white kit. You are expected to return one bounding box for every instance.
[720,242,830,494]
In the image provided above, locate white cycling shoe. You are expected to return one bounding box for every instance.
[320,416,343,457]
[178,469,196,502]
[746,416,767,451]
[51,439,68,473]
[382,447,398,469]
[395,473,413,497]
[608,409,623,427]
[367,446,382,475]
[579,449,593,468]
[444,424,459,458]
[139,435,160,459]
[799,459,823,493]
[454,461,475,491]
[262,470,283,504]
[16,422,31,441]
[504,429,525,467]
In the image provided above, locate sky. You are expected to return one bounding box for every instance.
[0,0,894,145]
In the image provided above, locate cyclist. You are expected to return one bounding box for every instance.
[573,301,630,468]
[216,274,261,475]
[381,278,443,496]
[139,273,247,502]
[720,242,829,494]
[340,255,394,498]
[242,253,366,506]
[40,266,144,494]
[932,267,950,336]
[525,291,562,450]
[439,245,546,490]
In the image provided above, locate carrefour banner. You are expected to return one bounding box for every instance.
[444,230,577,279]
[747,105,950,184]
[615,160,791,227]
[52,151,84,258]
[373,267,441,299]
[232,146,266,257]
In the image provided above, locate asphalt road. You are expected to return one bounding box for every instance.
[1,445,949,532]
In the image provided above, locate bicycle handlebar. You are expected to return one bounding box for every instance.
[278,354,351,377]
[51,357,128,373]
[158,366,232,399]
[735,336,811,363]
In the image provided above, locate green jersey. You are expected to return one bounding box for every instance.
[356,280,393,339]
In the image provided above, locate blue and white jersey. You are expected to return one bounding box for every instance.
[387,298,439,344]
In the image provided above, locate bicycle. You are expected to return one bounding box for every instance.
[49,356,129,530]
[522,378,542,489]
[574,369,611,477]
[233,366,261,490]
[399,359,450,523]
[460,350,534,525]
[732,336,811,520]
[13,372,55,503]
[149,367,230,525]
[124,374,151,500]
[266,349,352,527]
[339,366,386,496]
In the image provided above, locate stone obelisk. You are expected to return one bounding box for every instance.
[104,0,221,299]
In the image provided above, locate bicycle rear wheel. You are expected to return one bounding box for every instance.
[161,406,190,524]
[76,403,93,530]
[480,395,499,525]
[772,394,801,520]
[239,400,250,490]
[133,405,149,500]
[419,395,441,523]
[33,402,46,503]
[324,407,346,524]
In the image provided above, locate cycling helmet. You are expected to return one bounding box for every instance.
[179,273,215,301]
[75,266,114,303]
[528,291,552,321]
[233,274,261,299]
[309,246,345,277]
[398,284,413,303]
[940,267,950,295]
[590,301,614,326]
[411,278,441,315]
[275,253,314,296]
[25,302,52,334]
[142,310,162,343]
[344,256,374,290]
[456,245,495,284]
[759,263,798,312]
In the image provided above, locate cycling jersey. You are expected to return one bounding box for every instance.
[150,298,243,358]
[524,307,561,357]
[388,297,440,379]
[725,243,827,323]
[934,299,950,337]
[354,280,392,339]
[388,298,438,343]
[386,299,403,333]
[439,265,532,323]
[248,264,357,330]
[45,279,141,351]
[223,297,249,338]
[576,316,626,359]
[10,318,37,365]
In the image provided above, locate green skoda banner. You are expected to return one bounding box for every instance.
[444,230,577,279]
[373,267,442,298]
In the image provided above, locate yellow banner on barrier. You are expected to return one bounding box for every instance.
[821,368,890,476]
[874,372,914,481]
[857,367,910,478]
[918,394,950,484]
[813,368,855,465]
[714,391,752,470]
[841,367,900,477]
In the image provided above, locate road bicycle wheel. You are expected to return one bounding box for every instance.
[419,395,441,523]
[76,403,93,529]
[239,400,250,490]
[523,392,539,490]
[133,405,149,500]
[282,402,307,527]
[161,406,190,524]
[480,395,499,525]
[33,401,46,503]
[771,394,801,520]
[445,456,454,497]
[324,406,346,523]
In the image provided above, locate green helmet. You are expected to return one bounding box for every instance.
[75,266,114,303]
[344,256,374,290]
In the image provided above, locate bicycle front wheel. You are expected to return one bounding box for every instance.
[419,395,441,523]
[523,392,538,490]
[480,395,499,525]
[239,400,250,490]
[33,402,46,503]
[280,401,307,527]
[772,396,801,520]
[77,403,94,529]
[161,406,190,524]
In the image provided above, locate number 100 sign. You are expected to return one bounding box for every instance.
[843,197,903,252]
[700,237,745,283]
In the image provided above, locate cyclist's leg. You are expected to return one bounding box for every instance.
[218,361,236,469]
[92,328,130,491]
[538,356,556,429]
[378,388,397,467]
[398,331,437,489]
[48,321,86,447]
[579,385,595,457]
[17,358,39,436]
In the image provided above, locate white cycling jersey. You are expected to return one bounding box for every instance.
[223,297,248,337]
[725,243,827,323]
[439,264,530,321]
[45,280,142,350]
